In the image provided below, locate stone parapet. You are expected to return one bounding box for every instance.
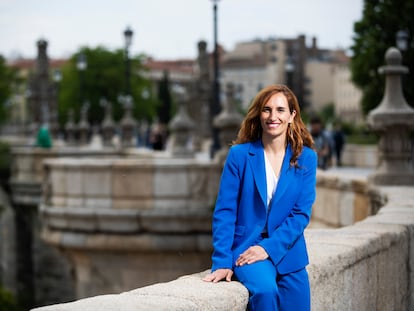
[32,174,414,311]
[312,169,386,228]
[32,271,248,311]
[10,147,119,206]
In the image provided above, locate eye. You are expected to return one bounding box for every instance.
[277,107,286,112]
[262,106,271,112]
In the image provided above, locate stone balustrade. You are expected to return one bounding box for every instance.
[10,147,119,206]
[32,169,414,310]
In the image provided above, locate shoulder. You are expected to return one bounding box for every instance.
[229,140,259,155]
[226,141,260,163]
[298,146,317,167]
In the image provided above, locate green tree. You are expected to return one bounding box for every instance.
[58,46,158,126]
[0,55,19,124]
[350,0,414,115]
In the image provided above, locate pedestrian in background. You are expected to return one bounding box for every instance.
[309,115,331,170]
[332,121,346,167]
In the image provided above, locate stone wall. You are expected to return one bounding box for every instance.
[32,173,414,311]
[9,147,119,308]
[341,143,377,168]
[312,170,386,228]
[39,156,221,299]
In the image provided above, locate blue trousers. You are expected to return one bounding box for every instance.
[234,259,310,311]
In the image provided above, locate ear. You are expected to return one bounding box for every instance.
[289,110,296,123]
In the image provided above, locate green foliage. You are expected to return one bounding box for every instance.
[319,103,335,124]
[58,47,159,126]
[0,286,19,311]
[341,121,378,145]
[0,55,19,124]
[351,0,414,115]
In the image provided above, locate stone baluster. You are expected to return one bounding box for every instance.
[119,95,137,148]
[78,101,90,146]
[100,98,116,147]
[367,47,414,185]
[65,109,77,146]
[168,85,195,157]
[213,82,244,162]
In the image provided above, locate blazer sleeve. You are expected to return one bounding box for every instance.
[211,147,241,271]
[258,149,317,265]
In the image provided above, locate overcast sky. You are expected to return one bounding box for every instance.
[0,0,364,60]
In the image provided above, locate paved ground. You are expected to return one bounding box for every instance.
[319,166,373,181]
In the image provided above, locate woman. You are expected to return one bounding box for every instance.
[203,84,317,310]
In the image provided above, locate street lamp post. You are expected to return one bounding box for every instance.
[396,30,409,52]
[210,0,221,157]
[51,69,62,138]
[124,26,133,95]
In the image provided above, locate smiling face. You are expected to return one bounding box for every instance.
[260,92,296,142]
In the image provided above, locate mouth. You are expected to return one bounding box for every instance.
[266,122,280,128]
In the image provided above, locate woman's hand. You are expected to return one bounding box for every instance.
[202,269,233,283]
[236,245,269,266]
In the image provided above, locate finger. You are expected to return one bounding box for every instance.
[226,272,233,282]
[202,274,214,282]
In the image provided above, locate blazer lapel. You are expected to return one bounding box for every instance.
[248,140,267,207]
[271,145,294,205]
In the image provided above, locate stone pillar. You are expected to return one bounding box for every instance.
[119,95,137,148]
[64,109,77,146]
[192,41,211,151]
[26,39,58,138]
[213,83,243,163]
[367,47,414,185]
[78,102,90,146]
[100,99,116,147]
[168,85,195,157]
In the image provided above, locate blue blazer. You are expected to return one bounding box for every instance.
[211,140,317,274]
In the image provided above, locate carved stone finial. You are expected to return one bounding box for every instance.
[213,82,243,162]
[168,85,195,157]
[367,47,414,185]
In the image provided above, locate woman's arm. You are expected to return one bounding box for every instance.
[210,147,241,272]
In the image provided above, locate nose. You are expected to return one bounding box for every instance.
[270,109,278,120]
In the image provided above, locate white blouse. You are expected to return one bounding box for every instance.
[264,151,279,208]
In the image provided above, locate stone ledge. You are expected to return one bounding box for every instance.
[31,271,249,311]
[33,185,414,310]
[41,229,212,252]
[40,205,212,233]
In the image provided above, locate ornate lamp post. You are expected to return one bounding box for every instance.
[396,30,409,52]
[124,26,133,95]
[210,0,221,157]
[51,69,62,138]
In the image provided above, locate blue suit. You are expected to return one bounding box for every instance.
[211,140,317,310]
